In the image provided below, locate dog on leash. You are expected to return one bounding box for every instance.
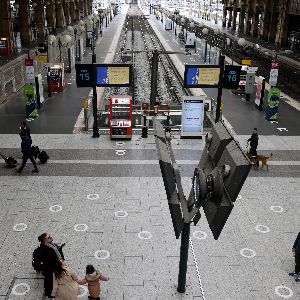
[249,153,273,171]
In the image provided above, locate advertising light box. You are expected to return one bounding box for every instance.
[95,64,133,87]
[181,96,205,138]
[184,65,221,88]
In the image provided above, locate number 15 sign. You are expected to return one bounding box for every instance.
[75,64,94,87]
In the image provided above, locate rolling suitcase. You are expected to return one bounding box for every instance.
[37,151,49,164]
[0,153,18,168]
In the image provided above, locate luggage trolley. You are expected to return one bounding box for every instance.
[110,95,132,139]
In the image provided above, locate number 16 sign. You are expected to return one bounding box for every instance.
[75,64,94,87]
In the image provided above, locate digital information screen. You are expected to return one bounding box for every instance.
[181,96,205,137]
[184,65,221,88]
[75,64,94,87]
[95,64,132,87]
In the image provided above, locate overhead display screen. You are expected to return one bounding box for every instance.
[95,64,132,87]
[184,65,221,88]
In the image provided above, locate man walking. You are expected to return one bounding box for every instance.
[289,232,300,282]
[38,233,65,298]
[17,132,38,173]
[247,128,259,166]
[19,121,31,141]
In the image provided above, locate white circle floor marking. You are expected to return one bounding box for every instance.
[255,225,270,233]
[270,206,284,213]
[77,285,88,298]
[237,194,242,200]
[240,248,256,259]
[11,283,30,295]
[94,249,110,260]
[116,149,126,156]
[193,230,208,240]
[87,194,99,200]
[74,224,88,232]
[138,231,153,240]
[49,205,62,212]
[115,211,128,217]
[13,223,27,232]
[116,141,125,146]
[274,285,293,299]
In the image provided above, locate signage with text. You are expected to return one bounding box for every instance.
[95,64,133,87]
[75,64,94,87]
[223,65,242,89]
[184,65,221,88]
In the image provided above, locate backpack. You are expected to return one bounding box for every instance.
[32,246,45,273]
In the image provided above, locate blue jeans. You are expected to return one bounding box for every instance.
[19,155,37,170]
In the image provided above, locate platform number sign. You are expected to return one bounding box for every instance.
[223,65,242,89]
[75,64,94,87]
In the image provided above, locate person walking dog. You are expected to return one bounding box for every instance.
[247,128,259,167]
[289,232,300,282]
[17,132,38,173]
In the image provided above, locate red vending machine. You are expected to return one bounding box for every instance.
[47,63,64,92]
[110,95,132,139]
[0,37,11,55]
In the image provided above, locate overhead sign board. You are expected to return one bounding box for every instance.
[184,65,221,88]
[75,64,94,87]
[223,65,242,89]
[180,96,205,137]
[95,64,133,87]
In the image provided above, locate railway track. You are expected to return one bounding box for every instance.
[104,5,191,106]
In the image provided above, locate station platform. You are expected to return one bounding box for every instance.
[0,133,299,299]
[0,4,300,300]
[0,10,127,134]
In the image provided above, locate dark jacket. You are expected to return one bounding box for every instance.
[248,133,258,149]
[21,136,32,156]
[40,243,63,271]
[293,232,300,253]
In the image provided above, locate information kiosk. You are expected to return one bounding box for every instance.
[47,63,64,92]
[110,95,132,139]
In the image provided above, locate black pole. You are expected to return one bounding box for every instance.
[177,222,190,293]
[92,26,99,138]
[215,55,225,123]
[204,40,207,63]
[59,40,62,63]
[150,51,159,110]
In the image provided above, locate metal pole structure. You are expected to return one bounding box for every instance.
[216,0,218,24]
[204,40,207,63]
[92,21,99,138]
[215,55,225,123]
[177,222,191,293]
[150,50,159,109]
[59,39,62,63]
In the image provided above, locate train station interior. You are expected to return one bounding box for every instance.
[0,0,300,299]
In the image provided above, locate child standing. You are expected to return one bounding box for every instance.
[78,265,109,300]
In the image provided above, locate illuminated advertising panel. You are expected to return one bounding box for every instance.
[95,64,133,87]
[180,96,205,137]
[184,65,221,88]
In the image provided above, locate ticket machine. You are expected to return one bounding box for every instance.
[0,37,11,55]
[47,63,64,92]
[110,95,132,139]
